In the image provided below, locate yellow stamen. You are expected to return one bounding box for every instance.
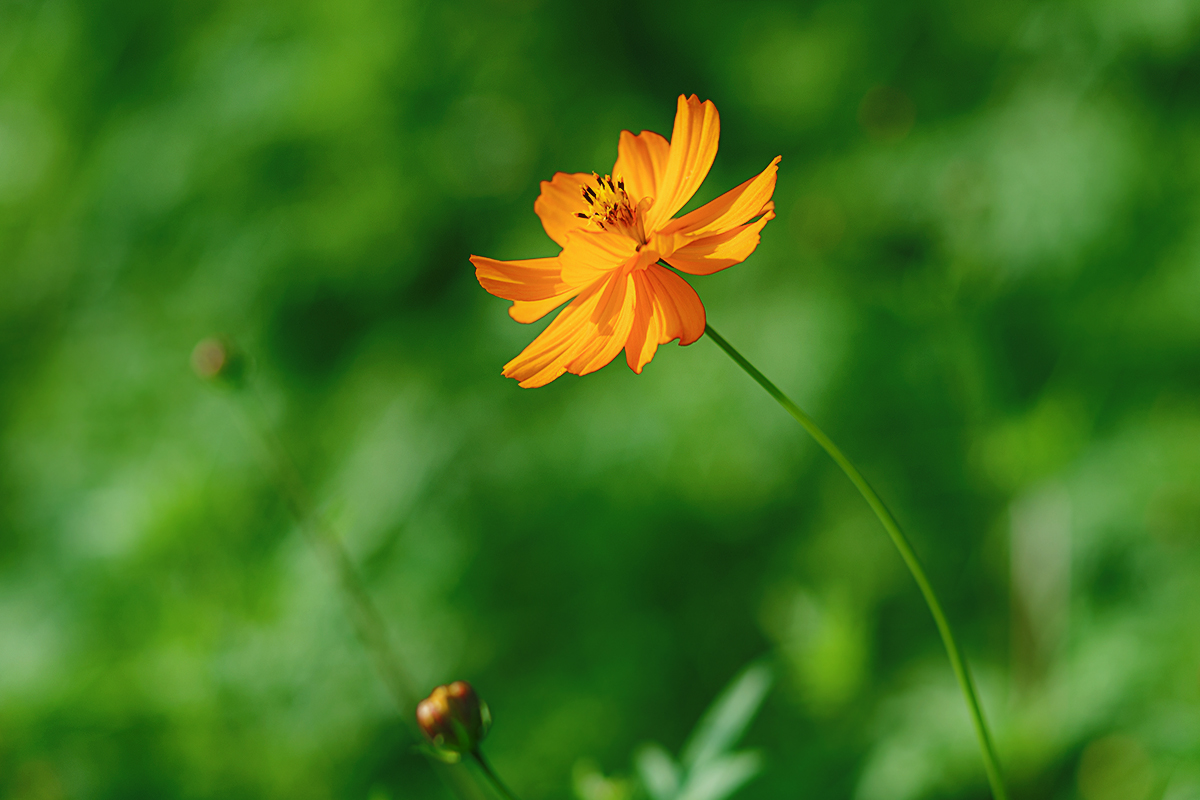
[576,172,645,244]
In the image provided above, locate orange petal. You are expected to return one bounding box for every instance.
[502,264,637,388]
[664,209,776,276]
[643,264,706,345]
[660,156,781,239]
[471,254,585,323]
[614,130,670,205]
[534,172,592,247]
[566,269,637,376]
[503,280,608,388]
[470,256,566,301]
[509,288,586,323]
[624,270,663,373]
[643,95,720,233]
[559,227,638,286]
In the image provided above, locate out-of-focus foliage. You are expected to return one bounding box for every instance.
[629,661,770,800]
[576,661,771,800]
[2,0,1200,799]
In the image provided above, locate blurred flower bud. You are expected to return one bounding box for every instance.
[191,337,246,386]
[417,681,491,755]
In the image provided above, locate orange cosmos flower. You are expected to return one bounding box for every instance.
[470,95,781,388]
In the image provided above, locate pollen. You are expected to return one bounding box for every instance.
[577,172,645,243]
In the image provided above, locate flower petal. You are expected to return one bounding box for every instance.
[624,270,663,373]
[502,263,638,388]
[664,209,776,276]
[498,262,704,386]
[559,227,638,285]
[471,254,586,323]
[468,253,595,321]
[534,171,592,247]
[508,291,583,323]
[642,263,706,345]
[502,279,609,388]
[643,95,721,233]
[470,256,566,301]
[614,130,670,205]
[565,268,637,376]
[660,156,781,239]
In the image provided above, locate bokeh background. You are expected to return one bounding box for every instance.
[3,0,1200,798]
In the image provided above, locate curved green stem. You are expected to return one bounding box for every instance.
[471,750,521,800]
[703,323,1009,800]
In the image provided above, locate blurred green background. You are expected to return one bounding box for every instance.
[3,0,1200,798]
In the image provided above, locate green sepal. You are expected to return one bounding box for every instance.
[415,742,463,764]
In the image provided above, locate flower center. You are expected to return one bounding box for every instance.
[575,172,646,244]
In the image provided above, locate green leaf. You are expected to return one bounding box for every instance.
[634,743,680,800]
[679,662,773,773]
[677,752,764,800]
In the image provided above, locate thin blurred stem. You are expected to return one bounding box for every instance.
[238,387,421,713]
[471,750,521,800]
[220,381,485,800]
[703,323,1009,800]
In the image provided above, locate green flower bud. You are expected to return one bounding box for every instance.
[417,681,491,755]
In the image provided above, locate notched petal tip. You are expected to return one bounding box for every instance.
[659,154,781,242]
[644,94,721,232]
[615,130,670,204]
[516,371,565,389]
[665,207,776,276]
[471,254,567,301]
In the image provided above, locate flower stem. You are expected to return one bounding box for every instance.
[237,387,422,713]
[703,323,1009,800]
[471,750,521,800]
[217,379,485,800]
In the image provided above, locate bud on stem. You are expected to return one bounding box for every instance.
[417,681,491,756]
